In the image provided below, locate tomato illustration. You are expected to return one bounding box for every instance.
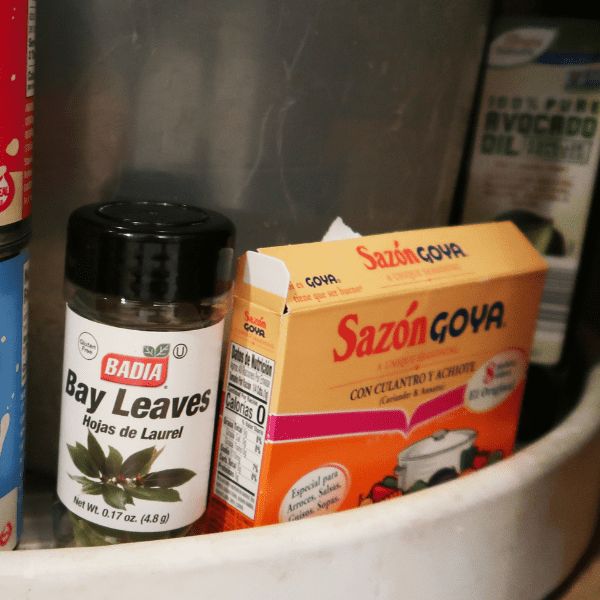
[473,455,489,470]
[361,475,403,505]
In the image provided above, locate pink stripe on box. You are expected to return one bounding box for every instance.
[266,385,466,441]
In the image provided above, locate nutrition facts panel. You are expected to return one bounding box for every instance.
[213,342,275,519]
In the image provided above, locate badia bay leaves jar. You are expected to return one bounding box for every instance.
[54,200,235,546]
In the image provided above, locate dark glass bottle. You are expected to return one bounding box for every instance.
[453,12,600,441]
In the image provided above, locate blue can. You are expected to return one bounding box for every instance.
[0,222,29,550]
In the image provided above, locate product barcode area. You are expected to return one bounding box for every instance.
[536,258,577,333]
[532,257,577,366]
[213,343,274,519]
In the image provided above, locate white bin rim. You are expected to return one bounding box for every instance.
[4,366,600,600]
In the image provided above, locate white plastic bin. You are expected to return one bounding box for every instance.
[4,365,600,600]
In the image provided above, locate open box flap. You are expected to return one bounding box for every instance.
[236,251,290,315]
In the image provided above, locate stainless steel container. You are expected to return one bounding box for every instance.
[28,0,492,473]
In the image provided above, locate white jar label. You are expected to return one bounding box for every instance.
[56,307,224,533]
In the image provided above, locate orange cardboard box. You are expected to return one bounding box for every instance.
[202,222,547,532]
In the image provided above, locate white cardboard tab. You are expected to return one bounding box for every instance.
[243,251,290,299]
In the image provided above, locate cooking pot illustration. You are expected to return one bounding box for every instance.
[394,429,477,491]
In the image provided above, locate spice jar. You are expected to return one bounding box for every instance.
[54,200,235,546]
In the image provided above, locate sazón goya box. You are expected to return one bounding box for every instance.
[201,221,547,532]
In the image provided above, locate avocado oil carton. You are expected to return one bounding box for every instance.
[201,221,547,533]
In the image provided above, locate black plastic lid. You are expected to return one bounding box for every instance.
[0,216,31,260]
[65,201,236,302]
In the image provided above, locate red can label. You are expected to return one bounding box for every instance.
[0,0,35,225]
